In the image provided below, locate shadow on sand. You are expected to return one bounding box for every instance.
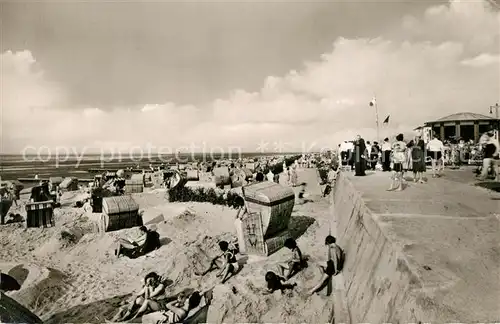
[475,181,500,193]
[44,294,132,324]
[159,237,172,246]
[8,264,29,287]
[288,216,316,240]
[2,213,24,225]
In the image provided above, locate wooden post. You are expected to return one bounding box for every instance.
[474,122,479,143]
[440,124,445,141]
[455,122,461,139]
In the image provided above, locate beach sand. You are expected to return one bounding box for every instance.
[1,168,336,323]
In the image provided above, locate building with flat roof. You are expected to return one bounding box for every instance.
[424,112,499,142]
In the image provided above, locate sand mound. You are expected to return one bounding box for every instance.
[2,170,333,323]
[0,263,47,291]
[35,219,96,257]
[0,291,43,324]
[9,267,71,316]
[207,280,333,324]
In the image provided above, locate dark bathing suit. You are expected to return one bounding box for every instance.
[429,151,442,160]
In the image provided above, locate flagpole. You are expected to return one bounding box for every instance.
[375,98,380,143]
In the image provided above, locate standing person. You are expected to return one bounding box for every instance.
[365,141,372,170]
[387,134,407,191]
[457,139,466,166]
[286,167,291,185]
[273,172,280,184]
[291,166,298,187]
[370,142,380,171]
[478,132,499,180]
[381,138,392,172]
[266,169,274,182]
[339,141,349,170]
[426,133,445,178]
[412,139,426,183]
[404,140,414,176]
[255,170,265,182]
[346,141,355,171]
[353,135,366,176]
[308,235,345,295]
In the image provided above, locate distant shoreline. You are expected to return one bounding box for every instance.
[0,152,305,181]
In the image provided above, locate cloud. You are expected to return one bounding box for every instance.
[461,53,500,67]
[1,0,499,154]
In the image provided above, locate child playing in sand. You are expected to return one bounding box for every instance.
[308,235,345,295]
[195,240,240,284]
[276,238,304,280]
[262,271,297,295]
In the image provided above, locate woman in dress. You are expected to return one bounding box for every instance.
[403,140,414,177]
[412,139,426,183]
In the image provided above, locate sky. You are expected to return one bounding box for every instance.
[1,0,499,154]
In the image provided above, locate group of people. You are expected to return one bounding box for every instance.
[110,233,346,322]
[111,239,239,323]
[110,272,206,323]
[263,236,345,296]
[338,130,499,190]
[254,165,299,187]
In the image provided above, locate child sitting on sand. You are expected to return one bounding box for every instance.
[276,238,305,280]
[195,240,240,284]
[262,271,297,295]
[308,235,345,295]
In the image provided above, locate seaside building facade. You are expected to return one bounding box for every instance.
[424,112,500,143]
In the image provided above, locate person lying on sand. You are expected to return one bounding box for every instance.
[194,240,240,284]
[276,238,305,280]
[308,235,345,295]
[262,271,297,295]
[159,290,203,324]
[115,226,161,259]
[109,272,166,322]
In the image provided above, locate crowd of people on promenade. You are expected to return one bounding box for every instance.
[338,130,499,191]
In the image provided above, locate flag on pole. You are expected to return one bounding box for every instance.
[369,97,376,106]
[383,115,390,124]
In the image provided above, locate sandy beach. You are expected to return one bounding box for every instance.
[1,168,337,323]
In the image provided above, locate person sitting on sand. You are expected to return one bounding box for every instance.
[110,272,166,322]
[276,238,305,280]
[195,240,240,284]
[115,226,161,259]
[308,235,345,295]
[262,271,297,295]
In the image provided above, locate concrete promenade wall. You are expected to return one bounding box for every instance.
[332,171,500,323]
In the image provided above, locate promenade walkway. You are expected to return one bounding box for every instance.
[335,170,500,323]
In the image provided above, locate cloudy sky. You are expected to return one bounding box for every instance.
[1,0,499,153]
